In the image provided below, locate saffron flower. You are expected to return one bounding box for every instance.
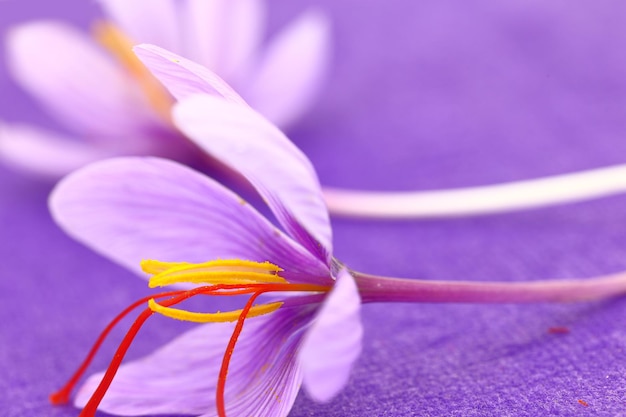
[49,93,361,416]
[50,93,626,417]
[1,0,330,178]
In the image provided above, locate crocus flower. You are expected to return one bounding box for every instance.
[49,93,626,417]
[1,0,330,178]
[49,92,361,416]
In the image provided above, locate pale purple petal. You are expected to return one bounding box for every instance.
[299,269,363,402]
[173,95,332,263]
[244,9,331,128]
[75,308,312,417]
[0,122,110,178]
[6,21,159,140]
[205,0,265,85]
[74,324,226,415]
[49,157,330,283]
[177,0,225,70]
[134,44,247,105]
[97,0,181,51]
[217,307,310,417]
[180,0,265,83]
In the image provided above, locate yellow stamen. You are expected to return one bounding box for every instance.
[143,259,287,288]
[148,299,283,323]
[93,21,173,120]
[140,260,189,275]
[150,271,286,287]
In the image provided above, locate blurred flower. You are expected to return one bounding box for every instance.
[1,0,330,178]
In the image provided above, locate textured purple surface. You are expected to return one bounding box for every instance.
[3,0,626,416]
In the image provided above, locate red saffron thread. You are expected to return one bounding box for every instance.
[53,282,330,416]
[49,290,185,405]
[216,291,263,417]
[212,283,328,417]
[51,284,271,405]
[79,307,154,417]
[77,286,219,417]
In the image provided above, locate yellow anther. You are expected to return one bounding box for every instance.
[142,259,287,288]
[141,260,189,275]
[148,299,283,323]
[93,21,173,120]
[142,259,282,275]
[149,271,286,287]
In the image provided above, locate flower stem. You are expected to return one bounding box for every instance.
[324,164,626,219]
[353,270,626,304]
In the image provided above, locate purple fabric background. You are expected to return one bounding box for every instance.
[3,0,626,416]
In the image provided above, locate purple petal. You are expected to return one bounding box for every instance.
[244,9,331,128]
[6,21,160,140]
[219,307,310,417]
[179,0,264,83]
[49,157,330,283]
[210,0,265,85]
[74,324,225,415]
[0,122,109,178]
[75,308,312,417]
[134,44,248,105]
[97,0,181,52]
[299,269,363,402]
[173,95,332,263]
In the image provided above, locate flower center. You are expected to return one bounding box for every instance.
[93,21,174,121]
[50,259,330,417]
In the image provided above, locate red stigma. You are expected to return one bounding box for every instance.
[51,282,329,416]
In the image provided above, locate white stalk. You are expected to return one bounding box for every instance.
[324,164,626,219]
